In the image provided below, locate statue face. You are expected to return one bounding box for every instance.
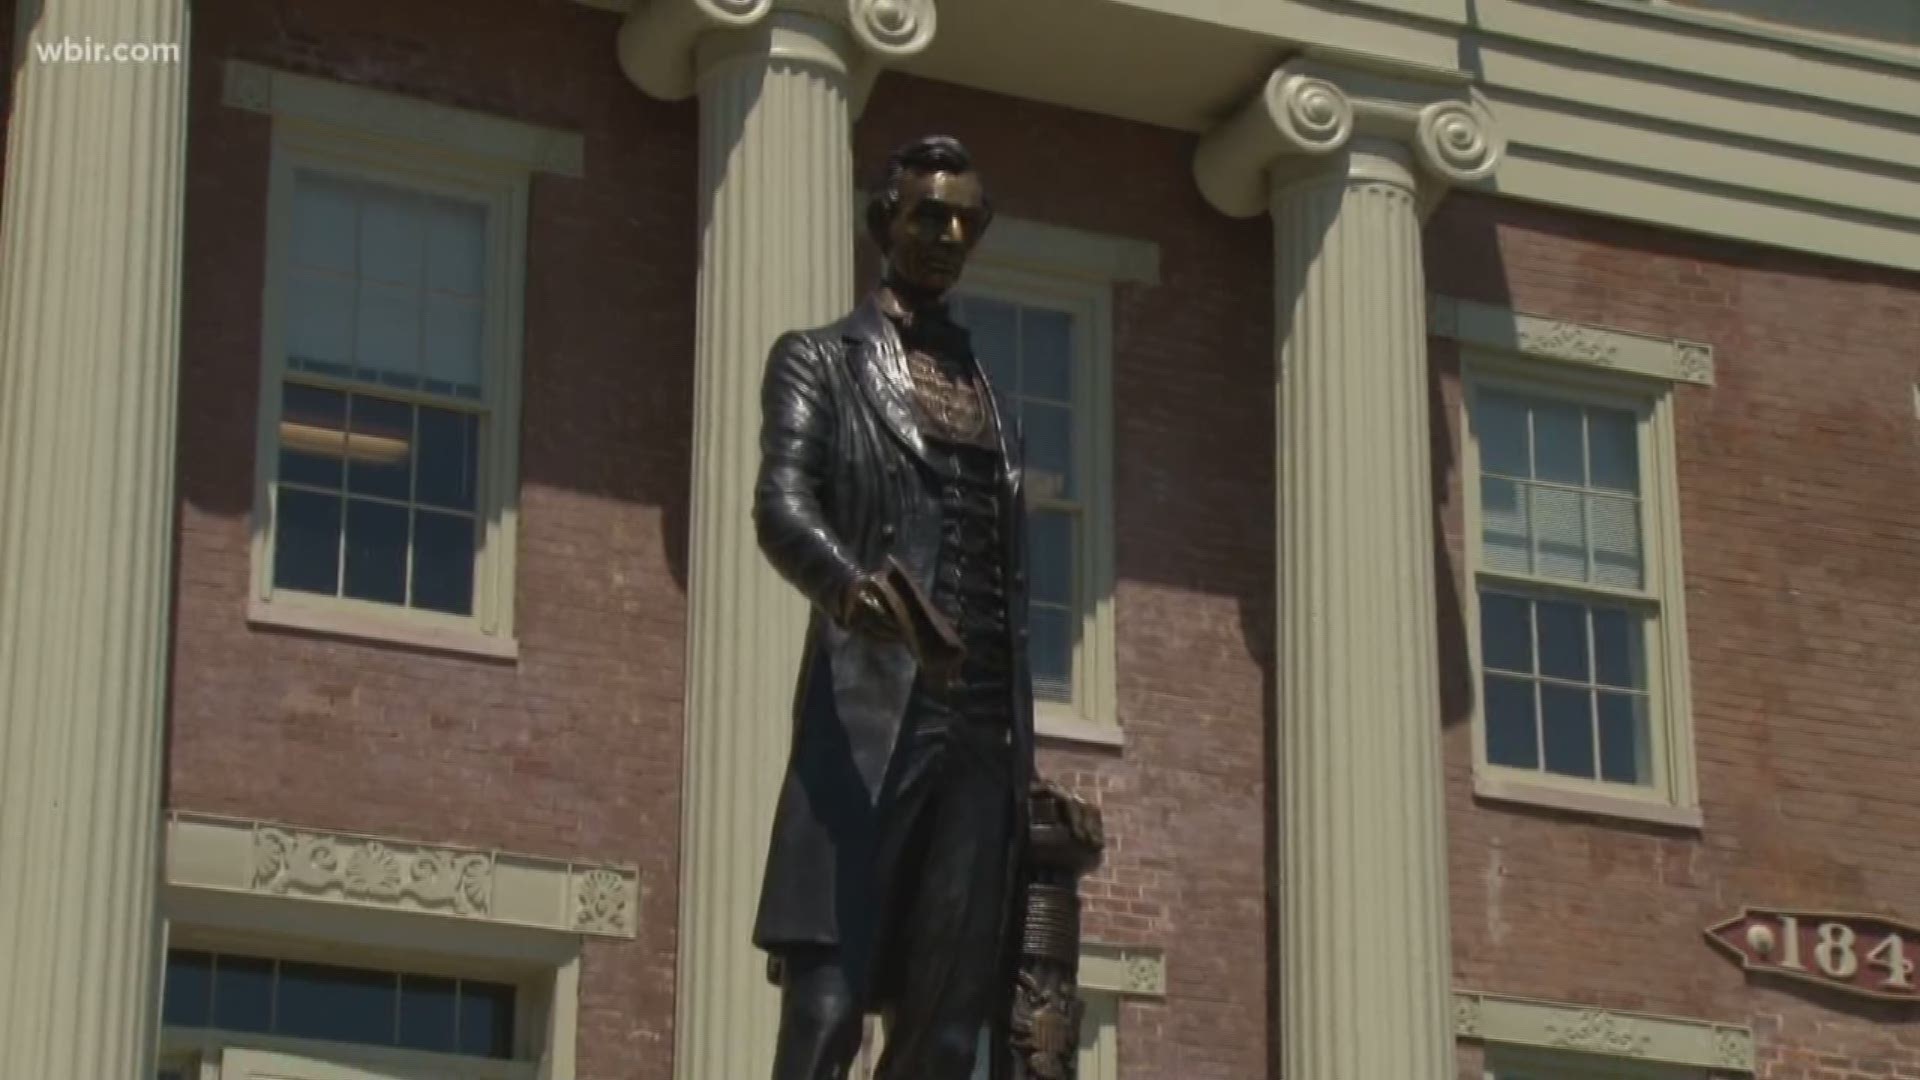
[885,169,988,296]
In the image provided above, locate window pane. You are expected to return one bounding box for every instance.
[279,383,347,489]
[1531,486,1587,582]
[1588,495,1643,589]
[347,396,413,502]
[963,297,1018,391]
[359,188,425,287]
[285,270,356,376]
[355,283,421,387]
[1591,607,1646,690]
[1531,399,1584,484]
[1022,401,1074,501]
[1473,390,1529,477]
[277,961,398,1046]
[1480,477,1530,573]
[162,950,213,1028]
[291,171,357,273]
[423,294,484,398]
[1598,692,1651,784]
[417,407,479,511]
[1027,510,1073,607]
[1541,683,1596,779]
[458,981,517,1059]
[1483,674,1538,769]
[1587,406,1639,494]
[1535,599,1589,682]
[427,199,487,295]
[212,955,275,1034]
[1479,591,1533,674]
[274,488,342,596]
[344,499,409,605]
[1019,307,1073,402]
[397,974,459,1054]
[1029,605,1073,701]
[414,511,476,616]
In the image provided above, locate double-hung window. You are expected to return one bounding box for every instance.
[952,266,1117,742]
[247,111,531,658]
[1465,360,1698,824]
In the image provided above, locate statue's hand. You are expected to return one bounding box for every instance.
[841,575,903,642]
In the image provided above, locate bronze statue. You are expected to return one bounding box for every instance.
[752,135,1102,1080]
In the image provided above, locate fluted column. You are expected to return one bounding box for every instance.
[0,0,189,1075]
[1196,57,1502,1080]
[616,3,935,1078]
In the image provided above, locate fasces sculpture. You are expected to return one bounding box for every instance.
[750,135,1103,1080]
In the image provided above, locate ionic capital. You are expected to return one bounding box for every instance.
[1193,50,1503,218]
[617,0,936,108]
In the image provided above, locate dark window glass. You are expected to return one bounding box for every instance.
[212,955,275,1034]
[458,980,517,1059]
[416,407,478,511]
[278,961,397,1046]
[162,950,213,1028]
[1483,674,1538,769]
[1479,592,1532,674]
[1541,684,1596,779]
[1534,600,1589,683]
[413,510,475,615]
[274,489,342,595]
[344,499,408,604]
[397,974,459,1054]
[1598,692,1649,784]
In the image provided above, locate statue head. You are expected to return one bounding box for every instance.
[865,135,992,300]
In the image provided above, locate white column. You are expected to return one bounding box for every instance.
[616,3,935,1078]
[1196,60,1502,1080]
[0,0,189,1076]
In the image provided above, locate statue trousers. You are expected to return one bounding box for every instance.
[770,708,1015,1080]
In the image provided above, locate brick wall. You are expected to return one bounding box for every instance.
[169,0,697,1075]
[1428,193,1920,1078]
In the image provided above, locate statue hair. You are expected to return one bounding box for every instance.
[864,135,992,252]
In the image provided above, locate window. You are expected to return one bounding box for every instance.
[1487,1044,1708,1080]
[1464,363,1697,824]
[952,267,1116,743]
[248,123,528,658]
[162,949,519,1060]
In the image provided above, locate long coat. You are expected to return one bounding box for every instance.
[749,292,1036,976]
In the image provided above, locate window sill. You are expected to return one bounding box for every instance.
[1035,708,1125,749]
[248,597,519,662]
[1473,771,1703,830]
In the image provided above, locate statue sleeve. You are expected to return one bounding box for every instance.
[752,330,865,617]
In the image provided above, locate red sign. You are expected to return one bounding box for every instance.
[1706,907,1920,1003]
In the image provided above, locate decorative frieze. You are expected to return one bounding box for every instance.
[1428,294,1716,386]
[167,812,640,940]
[1078,944,1167,998]
[1453,990,1755,1073]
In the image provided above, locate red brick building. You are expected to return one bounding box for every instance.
[1,0,1917,1078]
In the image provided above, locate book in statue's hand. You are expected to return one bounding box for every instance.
[870,555,966,678]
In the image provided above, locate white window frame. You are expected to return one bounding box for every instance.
[228,62,577,661]
[955,263,1118,746]
[1462,354,1700,828]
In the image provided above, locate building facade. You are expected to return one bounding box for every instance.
[1,0,1917,1078]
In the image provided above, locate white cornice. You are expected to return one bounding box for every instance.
[222,60,584,178]
[166,812,641,939]
[1455,990,1755,1073]
[1079,943,1166,997]
[1428,294,1714,385]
